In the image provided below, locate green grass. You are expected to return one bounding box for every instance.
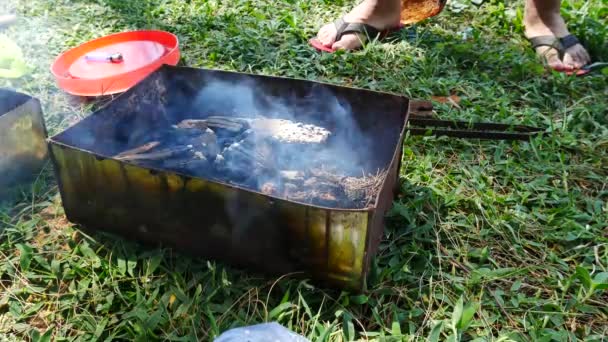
[1,0,607,340]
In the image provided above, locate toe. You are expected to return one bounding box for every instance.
[537,46,572,71]
[563,51,581,69]
[317,24,337,47]
[563,44,592,69]
[331,34,364,51]
[575,45,591,67]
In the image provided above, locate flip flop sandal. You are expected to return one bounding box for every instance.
[581,62,608,73]
[528,34,594,76]
[309,18,403,53]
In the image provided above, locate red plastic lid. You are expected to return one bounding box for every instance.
[51,30,180,97]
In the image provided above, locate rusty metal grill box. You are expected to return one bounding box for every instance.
[48,66,410,290]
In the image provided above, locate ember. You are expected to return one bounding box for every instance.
[113,115,385,208]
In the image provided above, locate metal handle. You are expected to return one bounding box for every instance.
[407,100,544,141]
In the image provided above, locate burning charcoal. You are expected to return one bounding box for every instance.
[234,129,254,142]
[248,118,331,144]
[303,177,318,188]
[114,141,161,160]
[222,137,275,172]
[162,158,187,169]
[214,154,225,166]
[194,128,220,159]
[176,119,209,130]
[285,191,309,202]
[342,177,367,202]
[279,170,304,183]
[182,158,210,176]
[116,145,191,162]
[309,168,343,183]
[216,147,256,182]
[303,176,341,193]
[170,130,198,145]
[203,116,250,133]
[198,116,330,144]
[176,117,249,136]
[261,182,279,196]
[315,192,339,207]
[224,145,258,167]
[283,183,298,197]
[162,154,210,175]
[341,169,389,207]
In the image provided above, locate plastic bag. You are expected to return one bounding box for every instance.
[214,322,310,342]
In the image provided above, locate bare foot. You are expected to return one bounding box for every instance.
[316,0,402,51]
[524,0,590,71]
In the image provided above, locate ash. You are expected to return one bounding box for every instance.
[114,115,385,208]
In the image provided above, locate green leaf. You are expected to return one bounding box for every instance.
[427,321,444,342]
[458,304,477,330]
[268,302,293,320]
[94,318,108,338]
[79,242,97,260]
[29,328,53,342]
[145,308,164,331]
[452,296,464,329]
[117,257,127,276]
[77,278,91,299]
[205,306,219,338]
[299,293,313,319]
[146,255,162,275]
[343,313,355,341]
[510,280,522,292]
[280,289,290,304]
[16,244,33,272]
[350,295,368,305]
[39,329,53,342]
[592,272,608,290]
[317,322,336,342]
[576,267,592,290]
[51,259,61,277]
[391,320,402,336]
[592,272,608,284]
[30,330,40,342]
[127,258,137,277]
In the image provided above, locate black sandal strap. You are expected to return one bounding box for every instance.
[333,18,381,42]
[528,34,582,60]
[529,35,581,51]
[559,35,580,50]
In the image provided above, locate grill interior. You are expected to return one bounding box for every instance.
[52,66,409,209]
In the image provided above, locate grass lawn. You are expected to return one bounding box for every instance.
[1,0,607,340]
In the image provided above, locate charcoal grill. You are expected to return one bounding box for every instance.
[49,65,409,290]
[1,89,48,200]
[48,65,542,290]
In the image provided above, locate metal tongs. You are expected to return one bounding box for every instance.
[407,100,545,141]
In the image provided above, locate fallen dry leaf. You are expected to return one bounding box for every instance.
[431,95,461,108]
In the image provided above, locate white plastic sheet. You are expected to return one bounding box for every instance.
[214,322,310,342]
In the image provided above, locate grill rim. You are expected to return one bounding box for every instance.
[47,65,411,212]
